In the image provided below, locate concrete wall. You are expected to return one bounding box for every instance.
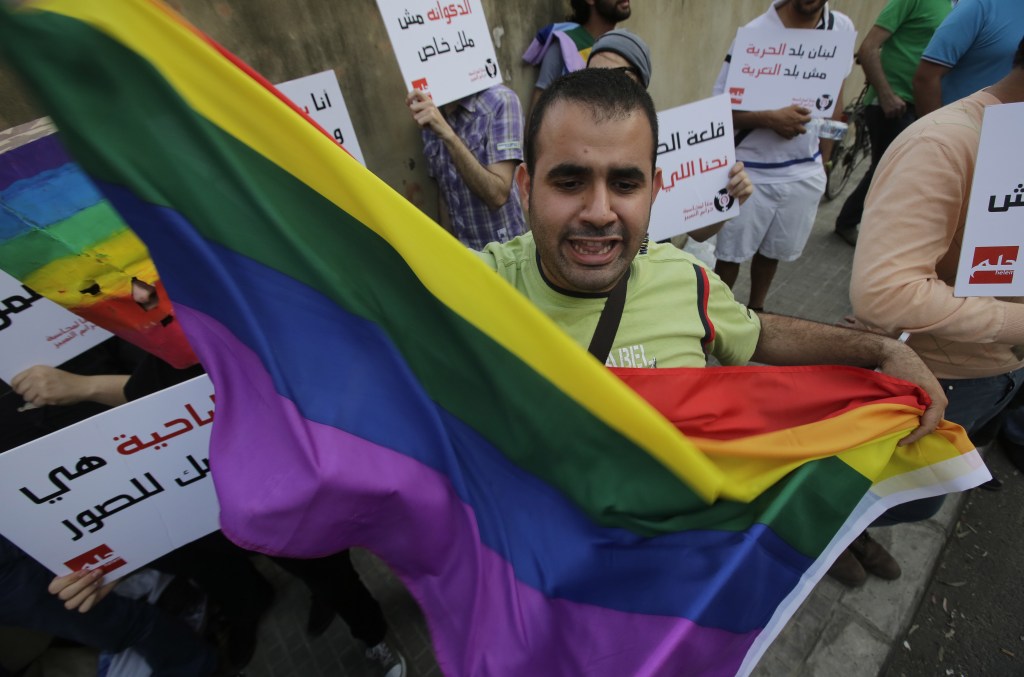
[0,0,887,219]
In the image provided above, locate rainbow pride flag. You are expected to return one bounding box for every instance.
[0,2,986,675]
[522,21,595,73]
[0,120,197,367]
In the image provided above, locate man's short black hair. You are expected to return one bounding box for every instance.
[525,68,659,176]
[568,0,590,24]
[1015,34,1024,68]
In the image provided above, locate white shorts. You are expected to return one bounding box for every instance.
[714,172,826,263]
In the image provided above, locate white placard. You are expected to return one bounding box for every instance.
[276,70,367,166]
[650,95,738,240]
[954,103,1024,296]
[0,375,219,580]
[724,26,855,117]
[0,269,112,383]
[376,0,502,106]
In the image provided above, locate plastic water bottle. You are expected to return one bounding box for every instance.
[807,117,848,141]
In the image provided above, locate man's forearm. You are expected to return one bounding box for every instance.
[442,134,511,209]
[752,313,895,368]
[732,110,774,131]
[83,374,131,407]
[913,61,946,117]
[753,313,946,445]
[860,46,896,102]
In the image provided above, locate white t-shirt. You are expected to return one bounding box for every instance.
[712,2,855,184]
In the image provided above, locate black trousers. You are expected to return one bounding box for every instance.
[274,550,387,646]
[153,534,386,646]
[835,103,917,231]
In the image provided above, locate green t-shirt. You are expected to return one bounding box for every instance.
[475,233,761,368]
[866,0,952,105]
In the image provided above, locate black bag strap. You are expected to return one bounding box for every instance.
[587,271,629,363]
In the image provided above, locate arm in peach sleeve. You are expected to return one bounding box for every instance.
[850,135,1024,344]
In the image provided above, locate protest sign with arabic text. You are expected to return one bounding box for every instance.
[724,26,855,117]
[0,268,111,383]
[954,103,1024,296]
[650,95,738,240]
[0,375,219,580]
[376,0,501,106]
[276,70,367,166]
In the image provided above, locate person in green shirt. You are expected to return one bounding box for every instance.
[474,68,945,435]
[477,66,956,593]
[834,0,952,245]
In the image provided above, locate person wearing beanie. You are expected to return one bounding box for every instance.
[587,28,651,89]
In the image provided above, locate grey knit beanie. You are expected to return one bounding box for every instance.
[588,29,652,89]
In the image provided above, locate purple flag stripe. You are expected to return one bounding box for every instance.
[0,134,69,192]
[175,303,758,676]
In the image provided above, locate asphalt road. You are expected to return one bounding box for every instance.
[884,442,1024,677]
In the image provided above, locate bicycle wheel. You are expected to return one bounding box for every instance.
[823,114,870,201]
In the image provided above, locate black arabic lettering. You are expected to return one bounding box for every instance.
[175,454,212,487]
[988,185,1024,213]
[419,41,436,62]
[657,131,680,155]
[311,90,331,111]
[0,285,43,333]
[62,519,84,541]
[73,472,165,535]
[19,456,108,505]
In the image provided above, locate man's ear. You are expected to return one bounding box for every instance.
[651,167,664,204]
[515,162,531,214]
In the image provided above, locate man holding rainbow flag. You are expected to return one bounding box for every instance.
[0,2,989,675]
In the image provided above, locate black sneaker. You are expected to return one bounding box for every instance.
[979,477,1004,491]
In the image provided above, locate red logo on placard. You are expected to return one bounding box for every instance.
[970,246,1018,284]
[411,78,429,92]
[65,544,126,575]
[729,87,745,105]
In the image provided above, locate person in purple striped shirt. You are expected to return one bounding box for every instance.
[407,85,527,251]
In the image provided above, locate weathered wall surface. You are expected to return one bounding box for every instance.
[1,0,887,219]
